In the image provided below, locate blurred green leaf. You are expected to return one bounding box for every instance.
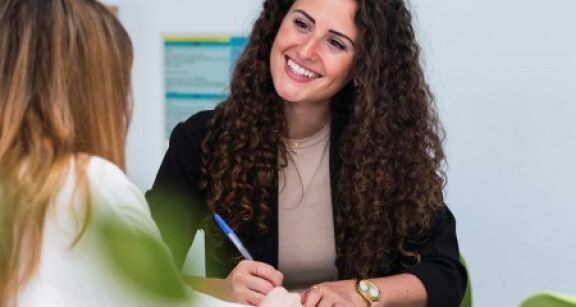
[95,216,193,303]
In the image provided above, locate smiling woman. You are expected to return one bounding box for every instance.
[146,0,467,306]
[269,0,357,109]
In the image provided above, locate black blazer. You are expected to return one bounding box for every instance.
[146,110,467,307]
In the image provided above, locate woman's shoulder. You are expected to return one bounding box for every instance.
[54,156,137,211]
[174,110,214,138]
[84,156,155,229]
[182,109,214,127]
[36,156,191,306]
[166,110,214,154]
[86,156,138,197]
[48,155,157,256]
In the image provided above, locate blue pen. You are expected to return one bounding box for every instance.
[214,214,254,261]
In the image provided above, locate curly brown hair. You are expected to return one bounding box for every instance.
[200,0,446,279]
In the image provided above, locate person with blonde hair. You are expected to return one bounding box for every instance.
[0,1,304,306]
[0,0,161,305]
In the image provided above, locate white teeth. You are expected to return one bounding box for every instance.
[287,58,318,78]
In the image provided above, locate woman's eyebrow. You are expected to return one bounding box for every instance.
[292,9,315,23]
[291,9,355,47]
[329,30,355,47]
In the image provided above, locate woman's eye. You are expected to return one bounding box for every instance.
[293,19,309,31]
[328,38,346,51]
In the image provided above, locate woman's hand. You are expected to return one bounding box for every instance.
[225,260,284,305]
[259,287,302,307]
[301,280,366,307]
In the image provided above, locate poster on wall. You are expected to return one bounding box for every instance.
[164,36,248,139]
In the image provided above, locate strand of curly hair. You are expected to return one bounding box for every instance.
[199,0,446,279]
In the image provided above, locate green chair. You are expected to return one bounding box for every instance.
[520,292,576,307]
[459,255,472,307]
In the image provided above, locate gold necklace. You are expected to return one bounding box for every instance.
[286,141,300,149]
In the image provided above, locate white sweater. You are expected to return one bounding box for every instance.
[17,156,245,307]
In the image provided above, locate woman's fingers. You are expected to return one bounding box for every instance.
[235,270,275,294]
[248,261,284,287]
[245,291,266,306]
[302,281,360,307]
[302,285,324,307]
[318,298,335,307]
[228,260,284,304]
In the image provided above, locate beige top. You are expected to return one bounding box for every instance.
[278,123,338,291]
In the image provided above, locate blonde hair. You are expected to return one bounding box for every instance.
[0,0,133,304]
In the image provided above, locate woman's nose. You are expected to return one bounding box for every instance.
[297,36,320,62]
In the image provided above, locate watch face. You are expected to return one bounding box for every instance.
[368,287,380,298]
[359,280,370,292]
[358,280,380,301]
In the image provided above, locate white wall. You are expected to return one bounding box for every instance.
[103,1,576,306]
[412,0,576,306]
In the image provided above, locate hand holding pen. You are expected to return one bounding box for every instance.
[215,214,284,305]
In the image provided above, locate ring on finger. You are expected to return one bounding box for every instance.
[311,285,324,297]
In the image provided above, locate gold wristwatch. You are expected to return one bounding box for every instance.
[356,279,381,306]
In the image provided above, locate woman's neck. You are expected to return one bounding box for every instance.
[283,101,330,139]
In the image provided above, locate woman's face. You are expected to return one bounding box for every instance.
[269,0,357,106]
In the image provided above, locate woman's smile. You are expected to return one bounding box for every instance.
[285,55,322,82]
